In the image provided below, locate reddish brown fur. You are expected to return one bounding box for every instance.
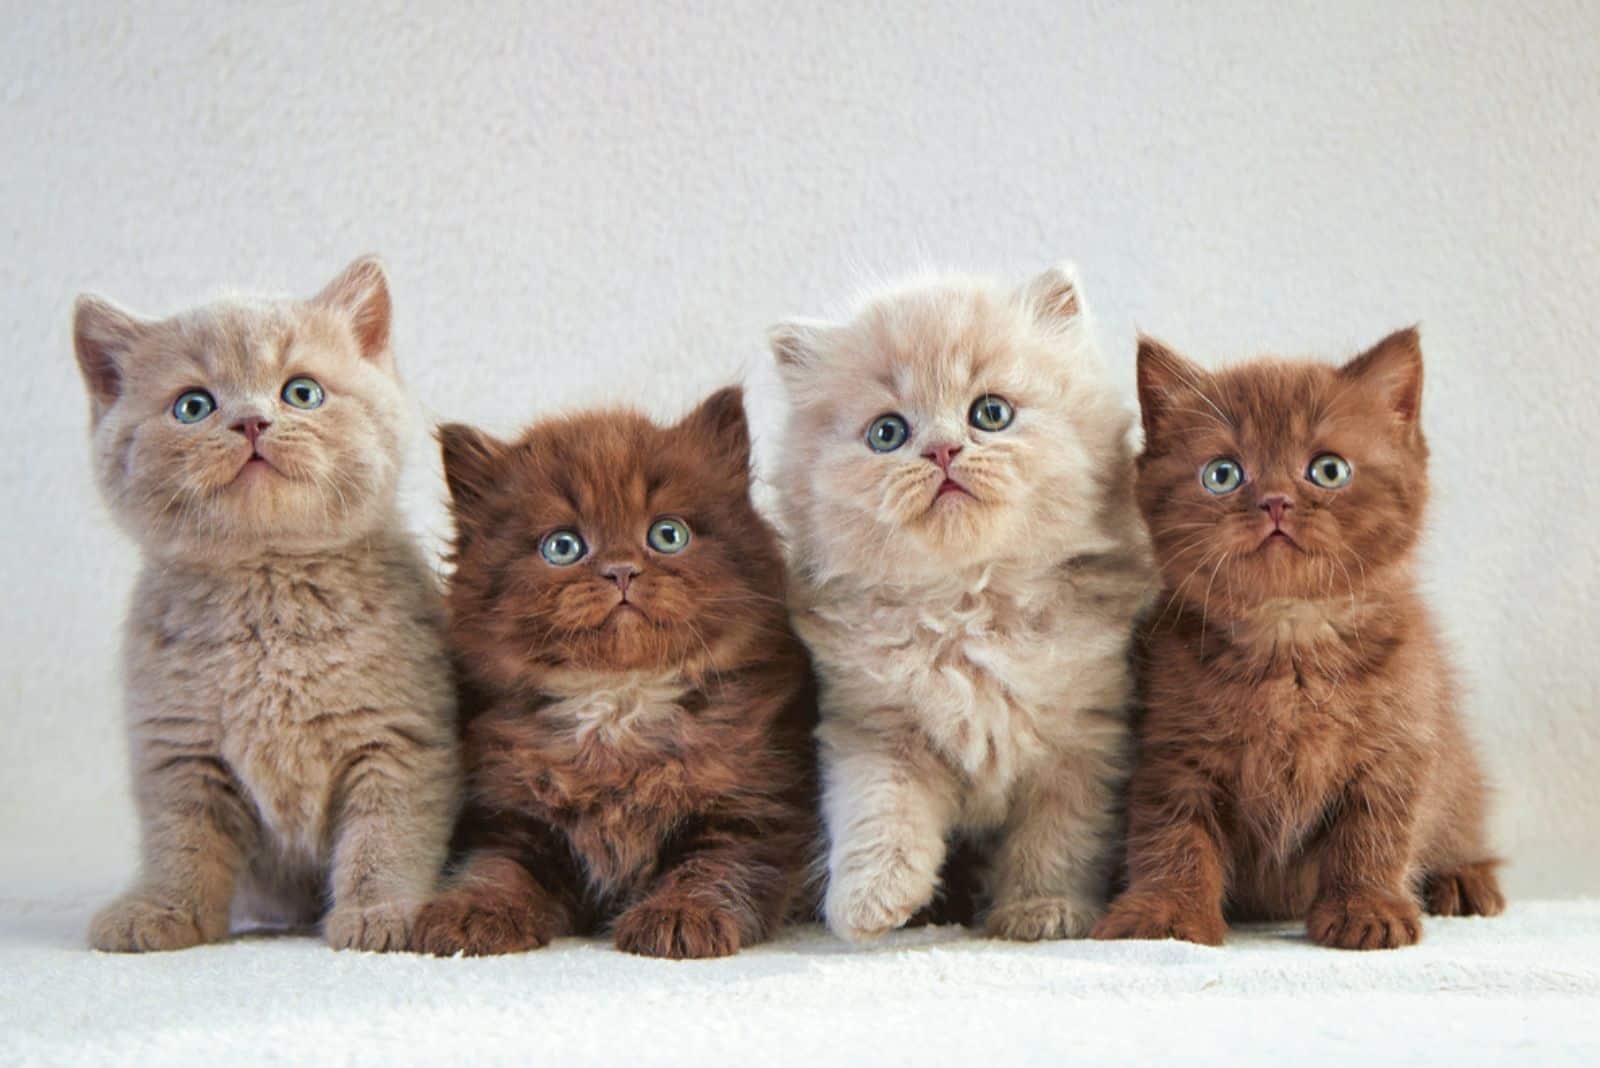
[1094,329,1504,951]
[410,387,818,959]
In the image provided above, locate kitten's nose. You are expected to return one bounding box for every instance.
[923,443,963,472]
[600,563,640,594]
[231,416,271,445]
[1259,494,1293,525]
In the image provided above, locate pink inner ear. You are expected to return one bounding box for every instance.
[350,281,391,360]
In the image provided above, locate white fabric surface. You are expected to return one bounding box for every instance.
[1,895,1595,1066]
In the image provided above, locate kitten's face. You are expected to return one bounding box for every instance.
[772,266,1133,585]
[443,388,784,688]
[1136,329,1429,612]
[73,258,407,561]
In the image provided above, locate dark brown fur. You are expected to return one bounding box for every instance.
[411,387,818,959]
[1093,329,1504,951]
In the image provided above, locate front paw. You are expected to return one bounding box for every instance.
[90,892,227,953]
[324,901,413,952]
[1307,889,1421,950]
[1091,891,1227,946]
[824,853,938,944]
[614,901,742,959]
[987,896,1100,941]
[410,895,555,957]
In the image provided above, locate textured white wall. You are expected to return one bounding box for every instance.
[2,1,1595,899]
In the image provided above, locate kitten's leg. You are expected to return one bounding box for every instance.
[411,846,576,957]
[1091,757,1230,946]
[324,732,456,952]
[1306,766,1425,950]
[820,721,962,944]
[90,751,255,952]
[987,737,1124,940]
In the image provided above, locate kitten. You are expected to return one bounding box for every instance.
[1094,329,1505,950]
[411,387,818,959]
[74,257,458,952]
[770,265,1153,942]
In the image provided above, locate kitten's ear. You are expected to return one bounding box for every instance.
[1341,326,1424,426]
[314,255,393,366]
[73,295,148,420]
[438,423,506,516]
[1021,262,1086,325]
[768,319,833,387]
[1136,335,1212,443]
[678,386,751,484]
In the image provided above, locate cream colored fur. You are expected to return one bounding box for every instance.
[73,257,457,953]
[771,265,1153,942]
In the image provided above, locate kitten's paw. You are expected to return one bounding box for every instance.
[1091,891,1227,946]
[1307,889,1421,950]
[1424,861,1506,918]
[89,893,225,953]
[410,895,555,957]
[986,896,1100,941]
[324,901,413,953]
[824,855,937,944]
[614,901,742,959]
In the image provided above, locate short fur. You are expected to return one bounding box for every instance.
[412,388,818,959]
[771,266,1153,942]
[1094,329,1504,951]
[75,258,458,952]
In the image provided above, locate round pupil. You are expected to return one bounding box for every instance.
[1213,464,1234,483]
[555,535,576,553]
[294,385,312,402]
[877,422,898,441]
[1322,461,1339,479]
[657,525,678,544]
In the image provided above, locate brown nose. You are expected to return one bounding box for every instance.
[601,563,640,594]
[923,443,963,472]
[1259,494,1293,525]
[232,416,271,445]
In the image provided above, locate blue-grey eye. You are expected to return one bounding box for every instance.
[1201,458,1245,495]
[282,376,325,410]
[172,389,216,424]
[969,394,1014,431]
[1307,453,1352,489]
[867,413,909,452]
[540,529,586,566]
[647,517,691,554]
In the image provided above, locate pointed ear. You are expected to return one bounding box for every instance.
[73,295,148,420]
[438,423,505,517]
[1021,262,1085,325]
[678,386,751,484]
[314,255,392,364]
[1341,326,1424,426]
[1136,335,1213,444]
[768,319,833,388]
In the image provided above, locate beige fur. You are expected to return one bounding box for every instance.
[73,257,457,952]
[771,265,1153,942]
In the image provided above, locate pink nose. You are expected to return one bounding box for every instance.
[232,416,271,445]
[601,563,640,594]
[1259,495,1293,525]
[923,443,963,472]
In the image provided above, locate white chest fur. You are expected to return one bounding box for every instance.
[539,671,692,750]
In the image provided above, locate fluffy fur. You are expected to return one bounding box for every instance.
[74,257,458,952]
[1094,329,1504,950]
[412,388,818,960]
[771,265,1153,942]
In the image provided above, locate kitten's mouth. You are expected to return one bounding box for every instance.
[231,452,280,484]
[1259,529,1300,550]
[934,478,974,501]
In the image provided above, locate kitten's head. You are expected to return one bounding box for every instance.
[441,387,786,689]
[72,257,409,561]
[771,265,1135,586]
[1136,328,1429,611]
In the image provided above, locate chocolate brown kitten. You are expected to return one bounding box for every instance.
[411,388,818,959]
[1094,328,1504,950]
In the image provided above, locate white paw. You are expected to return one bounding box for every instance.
[986,895,1101,941]
[324,900,413,952]
[825,853,937,943]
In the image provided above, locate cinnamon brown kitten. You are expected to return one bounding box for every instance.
[1094,328,1504,951]
[411,388,818,959]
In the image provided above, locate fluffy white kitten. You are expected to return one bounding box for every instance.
[771,265,1152,941]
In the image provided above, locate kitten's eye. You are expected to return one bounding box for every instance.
[1307,453,1352,489]
[969,394,1015,432]
[647,517,691,554]
[1201,458,1245,495]
[172,389,216,424]
[282,376,325,410]
[539,529,587,566]
[866,413,910,453]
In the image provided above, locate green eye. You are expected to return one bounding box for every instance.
[1201,458,1245,495]
[867,413,909,452]
[1307,453,1352,489]
[540,529,586,566]
[969,395,1014,431]
[647,517,691,554]
[282,376,325,410]
[172,389,216,424]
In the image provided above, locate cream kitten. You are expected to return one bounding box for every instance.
[771,265,1152,942]
[73,257,457,952]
